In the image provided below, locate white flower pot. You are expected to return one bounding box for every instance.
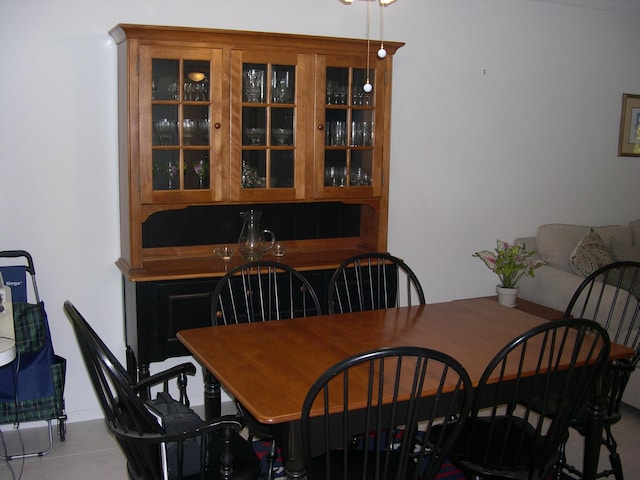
[496,285,518,308]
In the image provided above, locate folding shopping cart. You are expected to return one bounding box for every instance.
[0,250,67,459]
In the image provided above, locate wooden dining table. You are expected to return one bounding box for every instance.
[177,296,634,480]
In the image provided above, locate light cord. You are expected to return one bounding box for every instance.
[363,0,373,92]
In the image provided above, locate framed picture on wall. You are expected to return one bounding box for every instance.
[618,93,640,157]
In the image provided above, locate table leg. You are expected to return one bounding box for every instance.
[272,421,306,480]
[203,370,221,419]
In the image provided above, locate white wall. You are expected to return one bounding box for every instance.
[1,0,639,422]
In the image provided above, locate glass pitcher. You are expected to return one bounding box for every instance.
[237,210,275,260]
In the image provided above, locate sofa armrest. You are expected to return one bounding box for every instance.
[516,265,586,313]
[514,236,537,252]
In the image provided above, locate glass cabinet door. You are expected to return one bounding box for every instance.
[230,52,307,201]
[139,46,224,203]
[315,56,384,199]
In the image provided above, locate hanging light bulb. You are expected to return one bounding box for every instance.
[377,0,387,58]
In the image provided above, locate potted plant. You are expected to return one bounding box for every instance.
[474,240,546,307]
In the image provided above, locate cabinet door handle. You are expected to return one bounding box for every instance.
[317,124,324,131]
[214,122,221,129]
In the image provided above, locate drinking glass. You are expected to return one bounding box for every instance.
[214,246,234,262]
[166,160,179,190]
[183,119,196,145]
[244,69,264,103]
[273,242,286,257]
[154,118,175,145]
[272,70,291,103]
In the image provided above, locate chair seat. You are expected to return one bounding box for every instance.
[450,417,541,474]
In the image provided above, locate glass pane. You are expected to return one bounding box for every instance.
[242,107,267,146]
[153,105,179,146]
[271,108,294,146]
[152,59,179,101]
[326,67,349,105]
[271,65,295,104]
[270,151,294,188]
[184,151,210,190]
[350,151,373,186]
[324,150,347,187]
[352,69,374,105]
[243,64,267,103]
[183,105,209,146]
[183,60,210,102]
[153,151,180,190]
[242,151,267,189]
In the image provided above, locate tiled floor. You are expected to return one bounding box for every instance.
[1,404,639,479]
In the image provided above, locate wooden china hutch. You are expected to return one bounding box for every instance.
[110,24,404,379]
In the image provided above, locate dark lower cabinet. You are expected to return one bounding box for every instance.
[123,270,331,381]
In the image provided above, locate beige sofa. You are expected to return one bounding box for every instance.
[515,219,640,410]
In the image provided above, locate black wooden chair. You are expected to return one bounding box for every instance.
[327,252,426,314]
[301,346,474,480]
[211,260,322,325]
[210,260,322,479]
[444,318,610,480]
[64,301,260,480]
[558,261,640,479]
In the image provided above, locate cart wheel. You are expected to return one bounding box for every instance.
[59,418,66,441]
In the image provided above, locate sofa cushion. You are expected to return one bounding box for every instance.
[537,223,631,272]
[610,237,640,263]
[569,229,613,277]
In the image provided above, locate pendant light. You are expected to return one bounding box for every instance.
[340,0,398,92]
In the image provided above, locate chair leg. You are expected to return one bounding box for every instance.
[610,451,624,480]
[264,439,278,480]
[553,433,569,480]
[604,426,624,480]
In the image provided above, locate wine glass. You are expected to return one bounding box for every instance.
[193,158,208,189]
[166,160,179,190]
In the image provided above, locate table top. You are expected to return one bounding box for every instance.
[177,296,632,424]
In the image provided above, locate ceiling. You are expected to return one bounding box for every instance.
[530,0,640,14]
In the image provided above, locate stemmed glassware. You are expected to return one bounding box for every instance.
[154,118,175,145]
[246,127,265,145]
[193,158,208,189]
[243,69,264,103]
[166,160,179,189]
[272,127,292,145]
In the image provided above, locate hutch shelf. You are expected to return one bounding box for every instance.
[110,24,404,378]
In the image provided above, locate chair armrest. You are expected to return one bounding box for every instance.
[111,414,244,445]
[134,362,197,405]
